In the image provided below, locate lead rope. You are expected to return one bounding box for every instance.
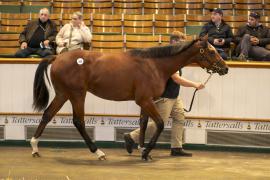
[184,73,213,112]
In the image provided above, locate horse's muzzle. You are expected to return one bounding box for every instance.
[206,61,229,75]
[213,61,229,76]
[219,66,229,75]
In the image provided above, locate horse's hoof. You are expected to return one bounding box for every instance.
[98,155,106,161]
[142,156,148,161]
[141,150,152,161]
[141,154,152,161]
[142,150,148,161]
[32,152,41,158]
[96,149,106,160]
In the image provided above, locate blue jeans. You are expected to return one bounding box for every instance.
[216,48,228,60]
[15,47,54,58]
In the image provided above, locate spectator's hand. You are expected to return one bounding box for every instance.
[220,39,225,45]
[213,39,220,45]
[58,42,67,47]
[43,40,50,47]
[21,42,27,49]
[195,83,205,90]
[78,21,85,29]
[213,39,224,46]
[250,36,259,45]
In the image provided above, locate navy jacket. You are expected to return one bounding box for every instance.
[199,20,233,48]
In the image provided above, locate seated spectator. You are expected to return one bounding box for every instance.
[235,12,270,61]
[56,12,92,54]
[199,8,233,60]
[15,8,57,58]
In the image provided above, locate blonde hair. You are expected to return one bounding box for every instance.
[72,11,83,20]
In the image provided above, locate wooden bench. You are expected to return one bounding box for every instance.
[0,33,19,57]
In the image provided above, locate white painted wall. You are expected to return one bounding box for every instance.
[181,67,270,119]
[0,64,269,119]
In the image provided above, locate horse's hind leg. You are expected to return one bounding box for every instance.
[139,100,164,161]
[70,93,106,160]
[138,110,149,152]
[31,94,67,157]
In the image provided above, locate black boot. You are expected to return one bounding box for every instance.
[124,133,135,154]
[171,148,192,157]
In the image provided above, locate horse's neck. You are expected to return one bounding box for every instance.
[155,47,197,79]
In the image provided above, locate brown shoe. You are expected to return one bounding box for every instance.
[171,148,192,157]
[124,133,135,154]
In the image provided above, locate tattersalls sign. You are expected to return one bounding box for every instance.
[0,115,270,141]
[0,115,101,126]
[205,121,243,130]
[0,115,269,131]
[252,122,270,131]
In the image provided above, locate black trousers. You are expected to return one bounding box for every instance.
[15,47,54,58]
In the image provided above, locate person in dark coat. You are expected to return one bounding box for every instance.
[15,8,57,58]
[199,8,233,60]
[235,12,270,61]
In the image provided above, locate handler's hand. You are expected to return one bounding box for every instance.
[195,83,205,90]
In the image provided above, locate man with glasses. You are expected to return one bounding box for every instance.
[15,8,57,58]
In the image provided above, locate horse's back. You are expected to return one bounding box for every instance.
[50,50,134,98]
[50,50,101,90]
[49,49,164,101]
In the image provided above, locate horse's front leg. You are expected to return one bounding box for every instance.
[140,100,164,161]
[138,109,149,153]
[70,93,106,160]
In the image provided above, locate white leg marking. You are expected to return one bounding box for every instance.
[138,145,146,153]
[95,149,106,160]
[30,137,39,154]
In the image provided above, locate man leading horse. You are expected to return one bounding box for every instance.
[31,35,228,161]
[124,31,205,157]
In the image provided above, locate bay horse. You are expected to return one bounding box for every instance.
[31,35,228,161]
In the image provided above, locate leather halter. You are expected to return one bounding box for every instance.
[199,47,221,74]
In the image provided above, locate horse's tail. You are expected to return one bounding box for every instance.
[33,55,56,112]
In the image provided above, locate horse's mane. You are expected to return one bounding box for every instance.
[129,39,197,58]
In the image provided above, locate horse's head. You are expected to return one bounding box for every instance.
[193,35,228,75]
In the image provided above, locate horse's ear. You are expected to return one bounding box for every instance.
[197,34,208,48]
[199,34,208,42]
